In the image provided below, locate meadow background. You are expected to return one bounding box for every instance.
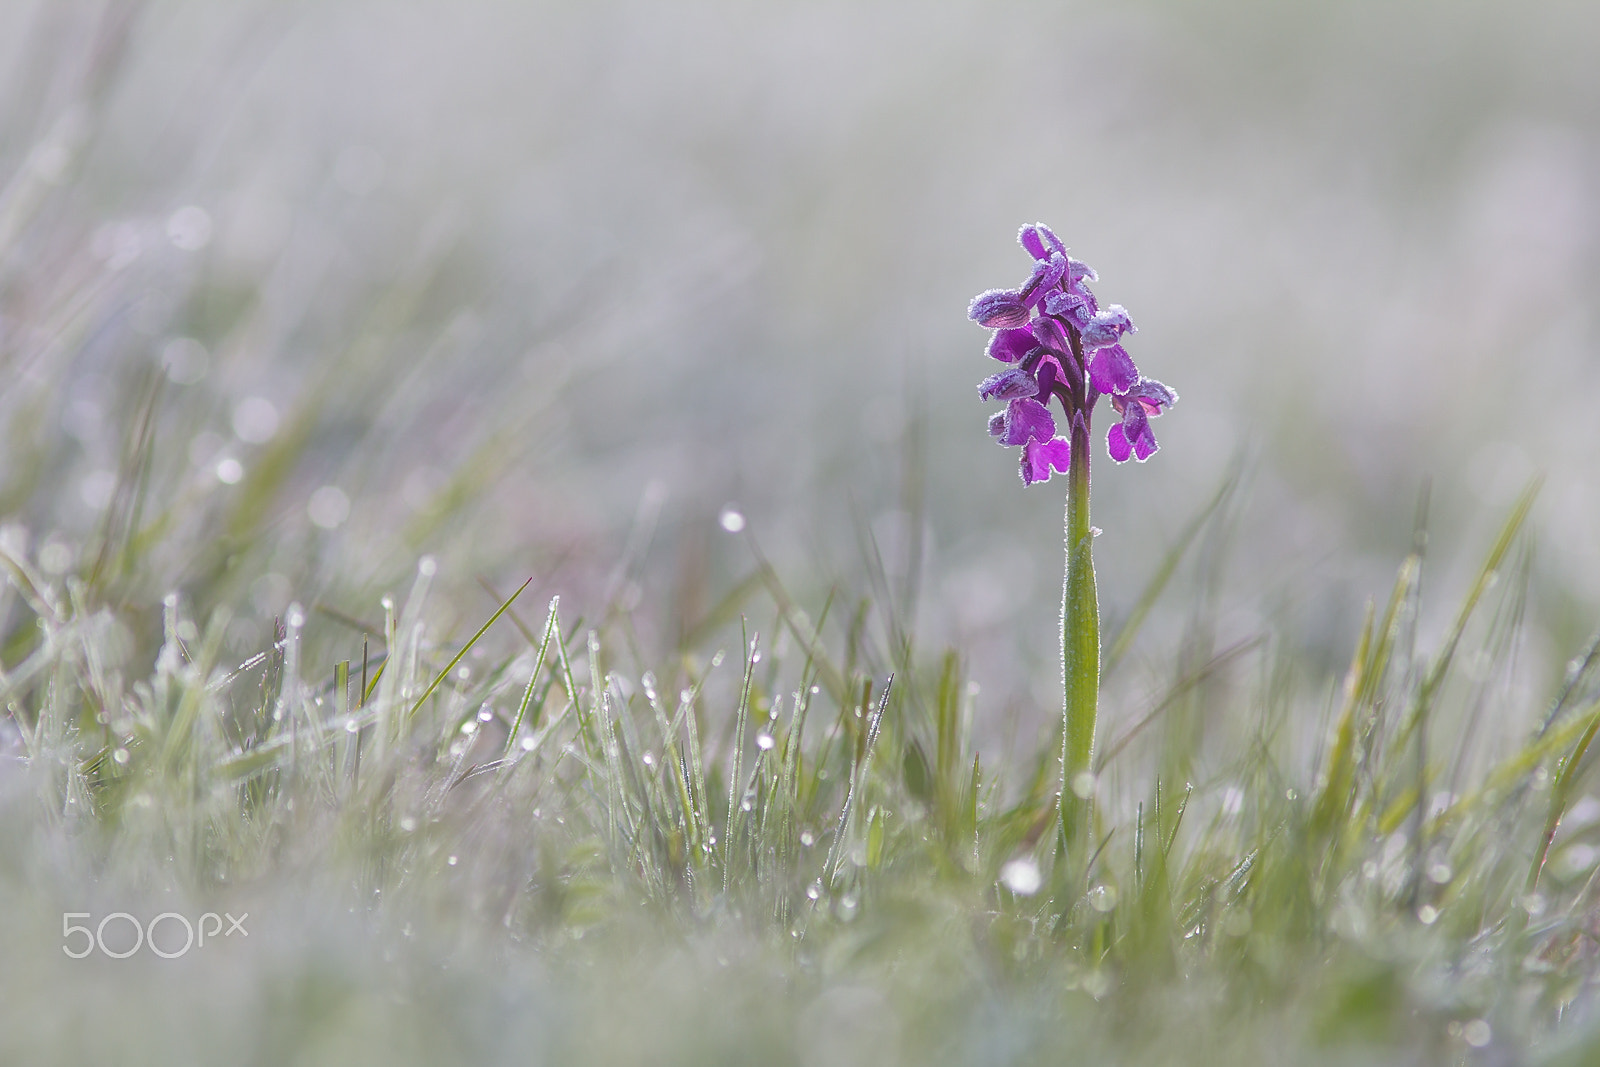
[3,1,1600,1063]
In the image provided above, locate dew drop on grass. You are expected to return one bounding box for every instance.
[459,720,477,735]
[1087,884,1119,912]
[718,507,745,533]
[642,751,655,767]
[345,718,359,733]
[418,556,437,577]
[399,817,417,832]
[112,748,129,765]
[1462,1020,1491,1048]
[477,705,494,721]
[999,857,1042,896]
[1427,862,1453,884]
[799,830,815,847]
[1417,905,1439,925]
[520,737,536,752]
[1070,772,1097,800]
[447,855,458,866]
[838,892,859,920]
[806,880,822,900]
[755,733,775,751]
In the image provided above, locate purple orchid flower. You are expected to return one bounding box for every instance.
[1106,378,1178,463]
[968,223,1176,484]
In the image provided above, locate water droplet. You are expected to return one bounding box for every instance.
[1070,771,1097,800]
[399,816,417,832]
[642,752,655,766]
[477,706,494,722]
[806,880,822,900]
[307,485,350,529]
[1221,786,1245,815]
[1285,788,1298,801]
[810,685,820,695]
[1462,1019,1491,1048]
[447,855,458,866]
[999,857,1042,896]
[740,798,753,812]
[1416,905,1439,925]
[345,718,359,733]
[838,892,859,919]
[232,396,279,444]
[679,689,694,705]
[520,736,536,752]
[1427,862,1453,885]
[718,507,746,533]
[460,720,477,735]
[381,595,395,611]
[112,748,130,765]
[1087,884,1119,912]
[755,733,775,751]
[418,556,437,577]
[799,830,815,847]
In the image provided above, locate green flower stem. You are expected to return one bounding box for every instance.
[1061,415,1099,848]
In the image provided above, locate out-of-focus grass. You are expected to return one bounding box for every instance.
[7,430,1600,1064]
[6,4,1600,1064]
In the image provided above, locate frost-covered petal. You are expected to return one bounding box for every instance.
[1066,257,1097,286]
[1106,422,1132,464]
[1080,304,1135,349]
[1132,422,1159,460]
[1087,344,1139,395]
[1018,223,1066,261]
[978,367,1038,401]
[1021,436,1072,485]
[1031,314,1070,356]
[1109,402,1157,463]
[987,411,1007,439]
[969,289,1030,329]
[999,397,1055,446]
[986,326,1036,364]
[1042,287,1091,319]
[1125,377,1177,413]
[1020,254,1067,308]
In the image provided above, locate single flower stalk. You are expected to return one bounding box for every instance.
[967,223,1177,848]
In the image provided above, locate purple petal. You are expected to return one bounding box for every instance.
[1132,422,1159,461]
[1031,314,1070,356]
[1125,376,1177,412]
[1066,257,1097,285]
[1018,223,1066,261]
[1020,254,1067,308]
[1111,402,1158,463]
[1042,288,1091,319]
[969,289,1030,329]
[1021,436,1072,485]
[1031,354,1060,398]
[999,397,1055,447]
[978,367,1038,401]
[987,411,1007,438]
[1080,305,1135,349]
[1087,344,1139,395]
[1106,422,1132,464]
[986,326,1036,364]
